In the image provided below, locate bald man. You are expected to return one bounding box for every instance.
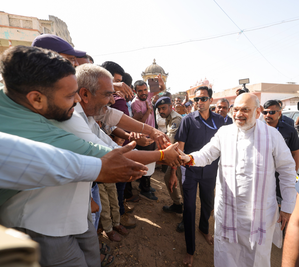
[180,93,297,267]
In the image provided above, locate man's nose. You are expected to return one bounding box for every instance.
[109,95,115,105]
[75,92,81,103]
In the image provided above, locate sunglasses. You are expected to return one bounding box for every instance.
[262,110,280,115]
[194,96,210,102]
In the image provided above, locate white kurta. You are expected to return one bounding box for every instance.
[191,122,296,267]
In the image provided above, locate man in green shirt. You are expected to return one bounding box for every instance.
[0,45,178,267]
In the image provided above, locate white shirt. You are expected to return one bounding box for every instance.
[52,104,120,150]
[100,106,124,126]
[156,109,166,133]
[0,132,101,190]
[235,127,254,211]
[0,105,122,237]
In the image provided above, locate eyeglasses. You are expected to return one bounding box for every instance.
[262,110,280,115]
[194,96,210,102]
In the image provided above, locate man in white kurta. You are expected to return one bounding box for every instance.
[180,93,296,267]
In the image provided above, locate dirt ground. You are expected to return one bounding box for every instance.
[98,167,283,267]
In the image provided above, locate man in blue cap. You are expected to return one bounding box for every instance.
[32,34,86,67]
[156,96,184,215]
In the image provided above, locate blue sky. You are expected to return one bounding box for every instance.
[1,0,299,93]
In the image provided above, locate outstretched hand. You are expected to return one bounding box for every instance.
[162,142,181,166]
[129,132,154,147]
[97,141,148,183]
[149,128,171,149]
[113,82,134,99]
[177,149,191,164]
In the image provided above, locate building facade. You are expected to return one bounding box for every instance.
[0,11,73,54]
[212,82,299,107]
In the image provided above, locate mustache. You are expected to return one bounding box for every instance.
[69,102,77,110]
[234,116,246,120]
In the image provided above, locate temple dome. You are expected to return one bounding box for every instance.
[142,59,167,75]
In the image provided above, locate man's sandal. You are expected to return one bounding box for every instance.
[101,254,114,267]
[100,242,111,255]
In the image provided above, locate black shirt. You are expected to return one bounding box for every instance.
[277,120,299,151]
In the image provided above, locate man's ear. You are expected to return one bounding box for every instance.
[26,91,47,110]
[256,106,262,119]
[79,88,90,104]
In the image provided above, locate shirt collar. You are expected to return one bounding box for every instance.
[74,102,84,113]
[194,109,214,119]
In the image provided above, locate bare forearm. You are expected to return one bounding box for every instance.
[282,195,299,267]
[140,111,151,123]
[124,150,160,164]
[117,114,151,134]
[112,127,130,140]
[117,114,169,149]
[291,150,299,172]
[178,141,185,152]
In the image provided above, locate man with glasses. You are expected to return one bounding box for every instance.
[174,86,224,266]
[263,100,299,205]
[215,98,233,125]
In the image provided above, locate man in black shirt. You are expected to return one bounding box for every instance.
[263,100,299,201]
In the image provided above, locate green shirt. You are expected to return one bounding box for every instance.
[0,86,112,203]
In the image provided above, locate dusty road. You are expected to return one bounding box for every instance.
[98,167,283,267]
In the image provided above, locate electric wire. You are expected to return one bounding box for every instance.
[93,16,299,58]
[212,0,291,79]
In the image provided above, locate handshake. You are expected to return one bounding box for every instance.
[158,142,194,167]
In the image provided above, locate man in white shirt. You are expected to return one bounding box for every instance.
[180,93,296,267]
[51,64,180,242]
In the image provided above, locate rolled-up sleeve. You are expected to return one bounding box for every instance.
[102,107,124,126]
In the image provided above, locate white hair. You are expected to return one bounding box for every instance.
[76,64,113,95]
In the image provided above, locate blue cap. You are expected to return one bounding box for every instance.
[155,96,172,108]
[32,34,86,57]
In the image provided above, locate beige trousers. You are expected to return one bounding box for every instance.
[98,183,120,233]
[164,166,183,205]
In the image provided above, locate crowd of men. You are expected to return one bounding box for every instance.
[0,33,299,267]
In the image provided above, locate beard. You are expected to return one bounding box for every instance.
[233,114,256,131]
[93,105,109,123]
[139,94,148,101]
[44,101,76,122]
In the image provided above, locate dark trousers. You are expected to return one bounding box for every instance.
[183,171,216,255]
[116,182,126,215]
[124,182,133,200]
[136,142,156,192]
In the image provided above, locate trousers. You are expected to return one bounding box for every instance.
[182,166,216,255]
[15,220,101,267]
[98,183,120,232]
[164,166,183,205]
